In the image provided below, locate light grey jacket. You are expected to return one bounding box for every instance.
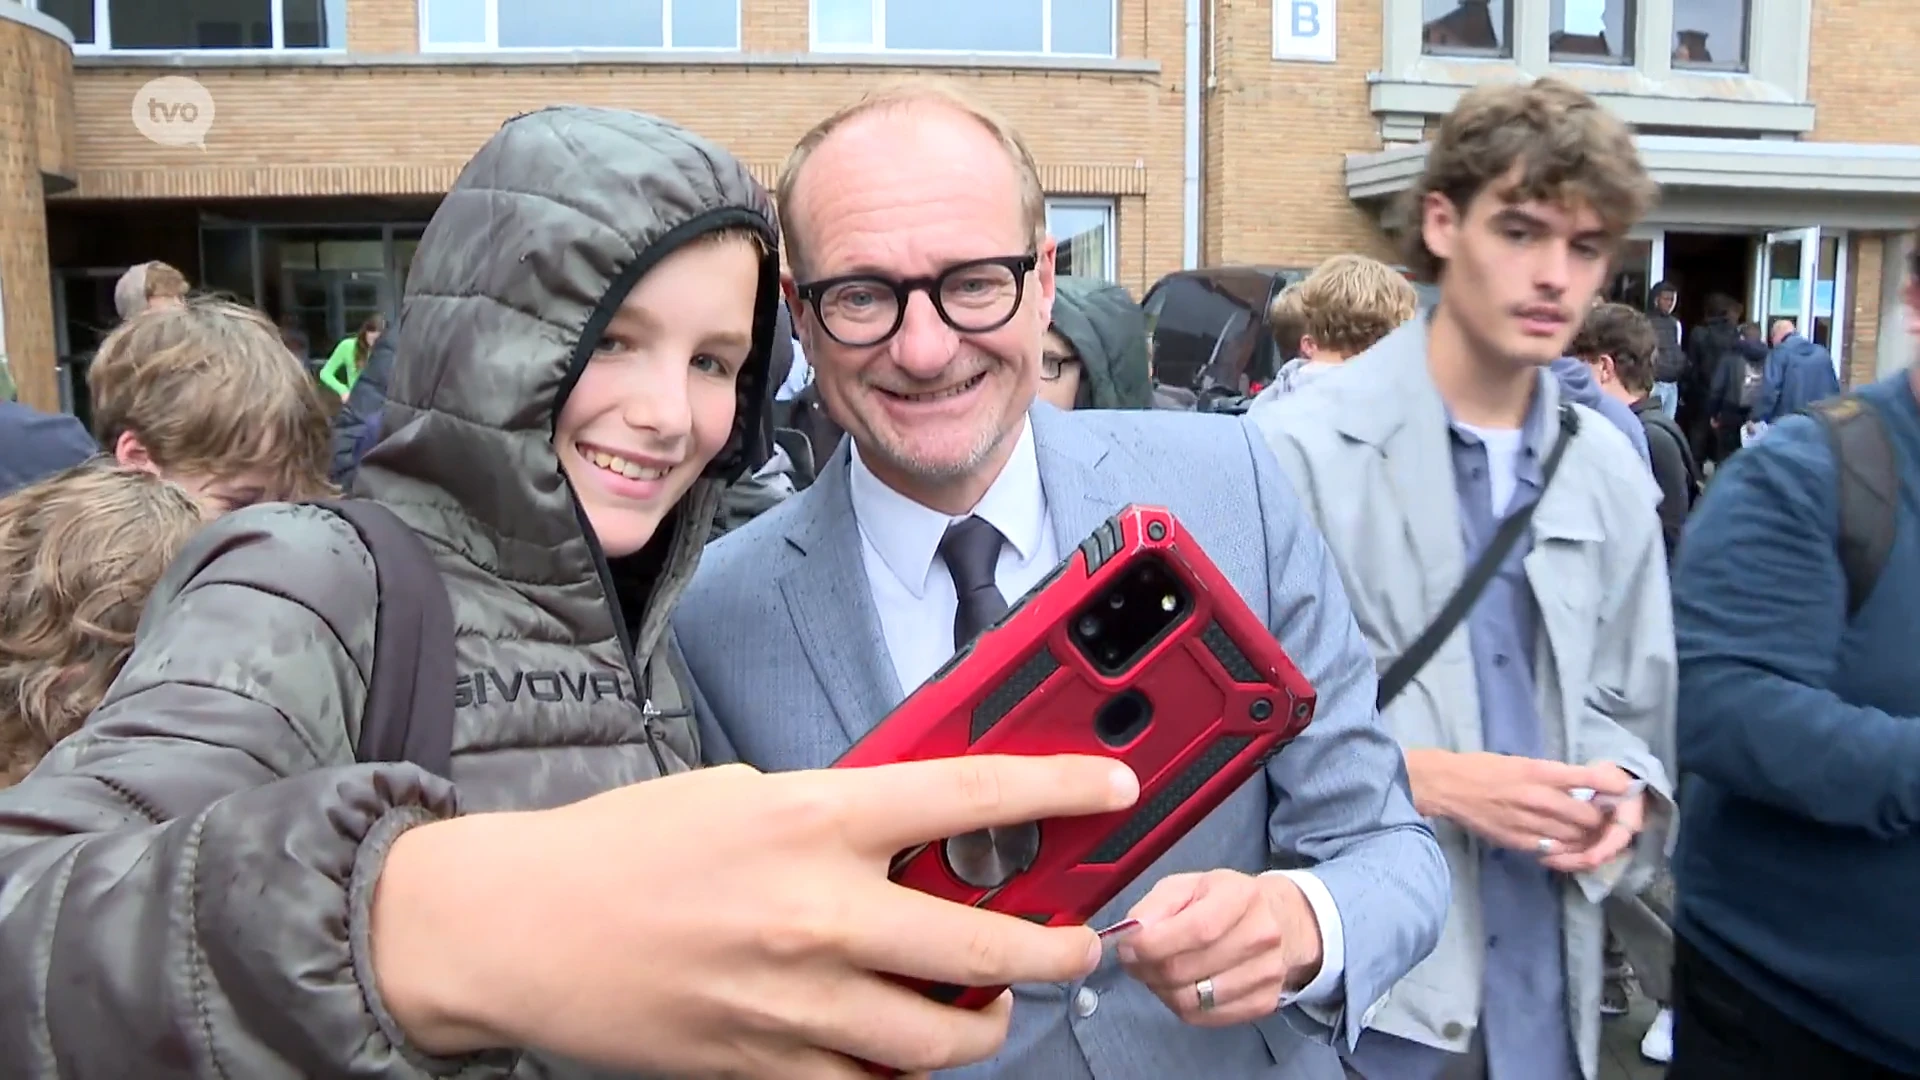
[1245,320,1677,1080]
[675,404,1449,1078]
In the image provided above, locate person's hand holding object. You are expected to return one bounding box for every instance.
[1116,868,1324,1026]
[370,755,1141,1079]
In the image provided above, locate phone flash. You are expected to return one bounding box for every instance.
[1161,594,1177,612]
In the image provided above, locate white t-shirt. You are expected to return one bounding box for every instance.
[1458,422,1525,517]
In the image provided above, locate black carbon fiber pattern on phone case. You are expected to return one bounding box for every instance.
[1200,621,1262,683]
[1079,735,1252,865]
[970,649,1060,743]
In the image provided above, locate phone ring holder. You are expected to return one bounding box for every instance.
[944,823,1042,889]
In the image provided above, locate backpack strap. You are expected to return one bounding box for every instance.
[309,499,458,777]
[1805,395,1899,619]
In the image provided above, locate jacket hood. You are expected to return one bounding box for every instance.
[357,106,780,649]
[1049,276,1153,409]
[1550,355,1604,411]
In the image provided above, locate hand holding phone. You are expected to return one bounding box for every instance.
[835,507,1317,1014]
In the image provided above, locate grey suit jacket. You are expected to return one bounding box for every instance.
[674,404,1448,1079]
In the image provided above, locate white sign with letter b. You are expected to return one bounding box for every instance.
[1273,0,1336,63]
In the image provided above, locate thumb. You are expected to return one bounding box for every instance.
[1126,872,1203,926]
[1578,761,1634,795]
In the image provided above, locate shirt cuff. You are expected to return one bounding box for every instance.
[1262,869,1346,1014]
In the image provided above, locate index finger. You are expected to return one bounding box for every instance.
[842,755,1140,853]
[1575,761,1637,795]
[1521,758,1622,792]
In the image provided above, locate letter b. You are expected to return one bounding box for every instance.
[1292,1,1320,37]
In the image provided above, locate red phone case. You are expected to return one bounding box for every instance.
[834,505,1317,1014]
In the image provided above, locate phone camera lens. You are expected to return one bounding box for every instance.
[1107,592,1125,610]
[1078,615,1102,639]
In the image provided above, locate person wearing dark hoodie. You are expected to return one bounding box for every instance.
[1039,275,1155,410]
[1645,280,1685,418]
[0,107,1135,1079]
[713,300,800,535]
[1684,293,1759,464]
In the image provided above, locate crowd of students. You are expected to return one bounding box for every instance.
[0,73,1913,1080]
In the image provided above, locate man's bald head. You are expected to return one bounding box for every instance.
[1770,318,1797,345]
[776,81,1047,279]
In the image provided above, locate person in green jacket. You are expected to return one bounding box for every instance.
[317,312,386,397]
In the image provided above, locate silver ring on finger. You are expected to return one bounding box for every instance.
[1536,836,1556,856]
[1195,977,1217,1012]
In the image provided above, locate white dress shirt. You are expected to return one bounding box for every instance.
[847,417,1348,1011]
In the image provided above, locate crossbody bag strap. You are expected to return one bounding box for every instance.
[1375,404,1582,712]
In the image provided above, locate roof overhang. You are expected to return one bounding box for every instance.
[1348,135,1920,229]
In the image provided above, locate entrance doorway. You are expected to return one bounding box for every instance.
[1660,232,1753,332]
[1751,228,1848,354]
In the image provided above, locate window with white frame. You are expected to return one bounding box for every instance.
[30,0,345,50]
[1421,0,1512,57]
[1047,198,1117,283]
[422,0,739,50]
[813,0,1114,56]
[1671,0,1748,70]
[1551,0,1635,64]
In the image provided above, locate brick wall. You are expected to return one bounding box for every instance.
[40,0,1920,317]
[1808,0,1920,146]
[0,12,75,410]
[1846,234,1885,388]
[345,0,417,53]
[61,0,1191,296]
[1204,0,1395,269]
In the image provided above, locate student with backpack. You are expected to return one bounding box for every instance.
[1704,316,1771,464]
[1666,240,1920,1079]
[1573,303,1702,560]
[0,108,1136,1079]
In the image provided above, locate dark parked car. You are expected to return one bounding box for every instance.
[1143,264,1438,398]
[1143,266,1303,397]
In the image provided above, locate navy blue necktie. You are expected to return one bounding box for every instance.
[939,516,1009,650]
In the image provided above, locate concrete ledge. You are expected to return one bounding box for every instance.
[0,0,74,45]
[74,49,1160,77]
[1369,77,1816,136]
[1348,135,1920,223]
[58,160,1150,201]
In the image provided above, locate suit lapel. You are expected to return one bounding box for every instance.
[778,442,904,747]
[1031,405,1128,554]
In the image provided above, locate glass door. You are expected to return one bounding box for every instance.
[1752,227,1847,374]
[1756,227,1818,335]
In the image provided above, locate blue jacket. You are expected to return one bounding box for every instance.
[1672,371,1920,1071]
[1754,332,1842,423]
[1551,355,1651,465]
[0,400,97,497]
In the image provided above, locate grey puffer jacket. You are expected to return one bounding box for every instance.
[0,107,780,1078]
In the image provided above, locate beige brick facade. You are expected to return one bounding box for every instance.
[3,0,1919,405]
[0,5,74,410]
